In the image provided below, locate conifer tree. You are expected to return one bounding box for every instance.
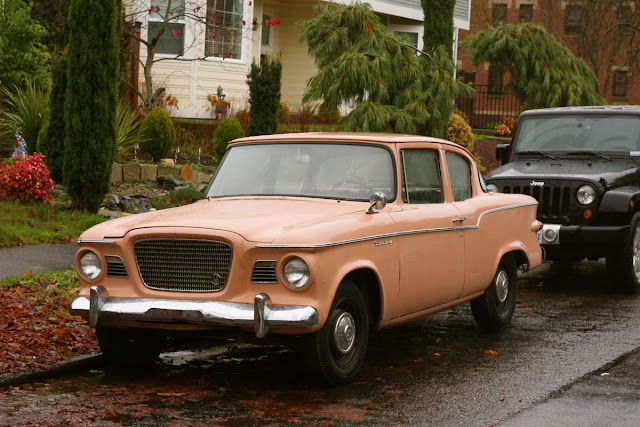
[63,0,120,212]
[422,0,455,60]
[41,54,66,183]
[247,57,282,136]
[298,1,470,138]
[466,23,604,109]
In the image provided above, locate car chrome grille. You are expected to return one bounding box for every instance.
[134,239,232,292]
[251,261,277,283]
[501,181,575,222]
[106,255,128,278]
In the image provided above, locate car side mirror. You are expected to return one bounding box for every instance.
[496,144,511,165]
[366,192,387,214]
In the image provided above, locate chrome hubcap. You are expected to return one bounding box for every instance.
[495,270,509,303]
[333,312,356,354]
[633,228,640,281]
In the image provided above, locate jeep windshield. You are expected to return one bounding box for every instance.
[205,143,396,201]
[513,115,640,155]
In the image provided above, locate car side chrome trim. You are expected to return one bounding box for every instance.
[77,239,118,244]
[71,286,318,338]
[256,203,537,249]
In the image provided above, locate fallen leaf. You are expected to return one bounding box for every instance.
[157,393,187,397]
[483,350,498,356]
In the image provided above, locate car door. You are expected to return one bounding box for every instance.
[444,150,495,297]
[389,148,466,318]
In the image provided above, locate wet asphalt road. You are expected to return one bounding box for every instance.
[1,260,640,426]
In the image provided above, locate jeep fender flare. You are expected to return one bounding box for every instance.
[599,186,640,216]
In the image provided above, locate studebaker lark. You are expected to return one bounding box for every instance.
[71,132,542,385]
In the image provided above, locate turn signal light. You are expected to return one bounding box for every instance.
[583,209,593,220]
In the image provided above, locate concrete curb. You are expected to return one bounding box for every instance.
[0,353,103,388]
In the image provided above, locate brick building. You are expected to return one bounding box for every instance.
[456,0,640,127]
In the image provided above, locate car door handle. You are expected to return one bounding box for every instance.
[452,216,468,223]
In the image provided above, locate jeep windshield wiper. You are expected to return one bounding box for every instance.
[516,150,558,160]
[566,151,613,161]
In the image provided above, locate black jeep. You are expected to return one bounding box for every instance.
[486,106,640,292]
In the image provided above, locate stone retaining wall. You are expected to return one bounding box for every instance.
[111,162,213,184]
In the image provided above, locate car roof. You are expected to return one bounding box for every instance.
[229,132,463,149]
[520,105,640,117]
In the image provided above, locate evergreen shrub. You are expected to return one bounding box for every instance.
[139,107,175,161]
[247,57,282,136]
[213,118,244,160]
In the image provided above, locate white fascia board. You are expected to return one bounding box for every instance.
[454,17,470,31]
[328,0,423,21]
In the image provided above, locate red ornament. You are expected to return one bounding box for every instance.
[249,1,252,5]
[155,6,160,12]
[222,54,227,60]
[242,20,246,25]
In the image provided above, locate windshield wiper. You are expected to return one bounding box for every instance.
[566,151,612,161]
[516,150,558,160]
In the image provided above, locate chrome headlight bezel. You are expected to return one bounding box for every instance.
[576,184,596,205]
[486,183,499,193]
[79,251,102,281]
[283,257,310,290]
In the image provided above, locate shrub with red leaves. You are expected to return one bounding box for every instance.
[0,153,55,203]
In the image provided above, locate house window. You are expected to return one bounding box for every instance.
[148,0,186,55]
[488,66,503,95]
[205,0,243,59]
[565,5,583,35]
[261,13,271,46]
[492,4,507,24]
[394,31,419,49]
[519,4,533,23]
[612,70,628,98]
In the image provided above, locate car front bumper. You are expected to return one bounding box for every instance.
[538,223,629,258]
[70,285,319,338]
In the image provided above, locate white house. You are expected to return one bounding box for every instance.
[129,0,471,118]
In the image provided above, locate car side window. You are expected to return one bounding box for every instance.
[446,152,472,201]
[401,149,443,204]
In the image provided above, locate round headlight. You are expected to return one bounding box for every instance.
[283,257,310,289]
[577,185,596,205]
[79,251,102,281]
[486,183,499,193]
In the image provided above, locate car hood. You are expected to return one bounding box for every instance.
[80,197,377,243]
[487,158,640,188]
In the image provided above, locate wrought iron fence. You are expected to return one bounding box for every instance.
[456,84,523,129]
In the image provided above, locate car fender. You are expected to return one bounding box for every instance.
[599,186,640,215]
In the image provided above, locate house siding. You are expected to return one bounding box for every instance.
[454,0,470,21]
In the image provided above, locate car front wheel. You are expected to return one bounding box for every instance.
[470,254,518,332]
[96,326,164,370]
[606,211,640,293]
[305,280,369,386]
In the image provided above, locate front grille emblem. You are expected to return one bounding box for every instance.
[211,273,222,286]
[530,181,545,187]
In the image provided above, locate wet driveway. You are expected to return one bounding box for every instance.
[1,260,640,426]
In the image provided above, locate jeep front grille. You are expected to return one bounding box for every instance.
[502,182,574,222]
[134,239,232,292]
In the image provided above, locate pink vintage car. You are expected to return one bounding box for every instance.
[71,133,542,385]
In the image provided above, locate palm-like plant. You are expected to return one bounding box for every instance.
[115,101,145,162]
[0,79,51,155]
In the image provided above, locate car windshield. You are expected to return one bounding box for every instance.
[514,115,640,153]
[205,143,396,201]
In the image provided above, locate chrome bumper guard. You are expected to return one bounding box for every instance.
[70,285,318,338]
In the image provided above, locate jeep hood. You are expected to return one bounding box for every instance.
[79,197,373,243]
[488,158,640,188]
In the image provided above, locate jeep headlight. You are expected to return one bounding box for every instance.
[79,251,102,281]
[577,185,596,205]
[486,183,499,193]
[283,257,310,289]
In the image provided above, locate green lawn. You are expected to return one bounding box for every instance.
[0,200,106,248]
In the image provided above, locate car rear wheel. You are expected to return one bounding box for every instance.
[606,211,640,293]
[470,254,518,332]
[96,326,164,370]
[305,280,369,386]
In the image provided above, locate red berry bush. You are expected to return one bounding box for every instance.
[0,153,55,203]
